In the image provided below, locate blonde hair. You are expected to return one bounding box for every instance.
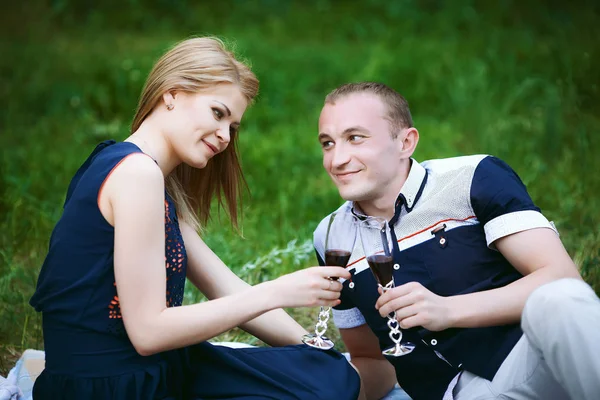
[325,82,413,137]
[131,37,259,232]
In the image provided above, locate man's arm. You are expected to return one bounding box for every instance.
[340,324,397,400]
[377,156,583,331]
[445,226,581,327]
[377,227,582,331]
[445,156,582,327]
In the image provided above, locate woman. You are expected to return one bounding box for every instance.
[30,37,361,399]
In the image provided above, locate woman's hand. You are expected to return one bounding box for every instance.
[267,267,351,309]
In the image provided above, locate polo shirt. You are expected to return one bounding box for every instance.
[314,155,558,399]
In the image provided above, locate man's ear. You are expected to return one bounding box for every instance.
[399,127,419,158]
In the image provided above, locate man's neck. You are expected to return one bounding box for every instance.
[355,201,395,221]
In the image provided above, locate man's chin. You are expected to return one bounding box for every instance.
[337,188,366,203]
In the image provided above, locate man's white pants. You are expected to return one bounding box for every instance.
[454,278,600,400]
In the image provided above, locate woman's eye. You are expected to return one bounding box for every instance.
[212,108,224,120]
[349,135,362,142]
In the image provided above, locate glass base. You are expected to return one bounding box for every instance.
[302,333,334,350]
[382,341,415,357]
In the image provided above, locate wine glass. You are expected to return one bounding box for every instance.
[302,211,357,350]
[358,216,415,357]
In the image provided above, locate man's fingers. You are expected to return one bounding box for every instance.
[379,281,422,303]
[377,291,417,314]
[398,314,422,330]
[390,304,419,322]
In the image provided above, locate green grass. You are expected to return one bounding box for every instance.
[1,0,599,374]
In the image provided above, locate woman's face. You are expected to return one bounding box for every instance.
[165,83,248,169]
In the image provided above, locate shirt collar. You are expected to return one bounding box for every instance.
[395,158,427,213]
[350,158,428,222]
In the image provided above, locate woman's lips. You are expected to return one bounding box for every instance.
[202,139,218,154]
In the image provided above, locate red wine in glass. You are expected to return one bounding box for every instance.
[325,249,351,268]
[367,254,394,286]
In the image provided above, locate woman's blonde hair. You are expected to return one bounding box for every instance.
[131,37,259,232]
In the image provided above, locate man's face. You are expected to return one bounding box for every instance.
[318,93,404,205]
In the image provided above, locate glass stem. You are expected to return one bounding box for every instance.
[381,282,402,345]
[314,306,331,338]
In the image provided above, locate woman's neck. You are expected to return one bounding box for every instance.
[127,121,179,176]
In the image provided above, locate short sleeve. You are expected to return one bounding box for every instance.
[470,156,557,247]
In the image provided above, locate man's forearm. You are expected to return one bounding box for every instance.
[448,265,581,328]
[351,356,397,400]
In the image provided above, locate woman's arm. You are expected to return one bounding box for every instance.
[181,222,308,347]
[102,154,348,355]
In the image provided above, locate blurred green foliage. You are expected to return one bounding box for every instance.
[1,0,599,371]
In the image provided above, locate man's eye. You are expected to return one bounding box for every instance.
[321,141,333,149]
[349,135,363,142]
[212,108,224,120]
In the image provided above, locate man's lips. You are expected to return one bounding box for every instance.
[202,140,218,154]
[334,171,360,180]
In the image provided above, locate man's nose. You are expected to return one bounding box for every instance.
[331,143,351,168]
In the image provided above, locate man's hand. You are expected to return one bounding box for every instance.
[375,282,453,331]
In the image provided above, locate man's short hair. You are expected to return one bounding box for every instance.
[324,82,413,137]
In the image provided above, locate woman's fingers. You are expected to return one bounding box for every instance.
[324,279,343,292]
[317,266,351,280]
[318,289,341,300]
[317,299,341,307]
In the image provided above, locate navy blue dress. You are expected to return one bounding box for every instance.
[30,141,360,400]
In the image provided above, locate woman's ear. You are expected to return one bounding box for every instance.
[162,91,178,108]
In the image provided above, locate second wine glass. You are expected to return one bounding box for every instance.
[302,211,357,350]
[358,216,415,357]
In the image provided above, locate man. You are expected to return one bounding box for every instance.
[313,82,600,399]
